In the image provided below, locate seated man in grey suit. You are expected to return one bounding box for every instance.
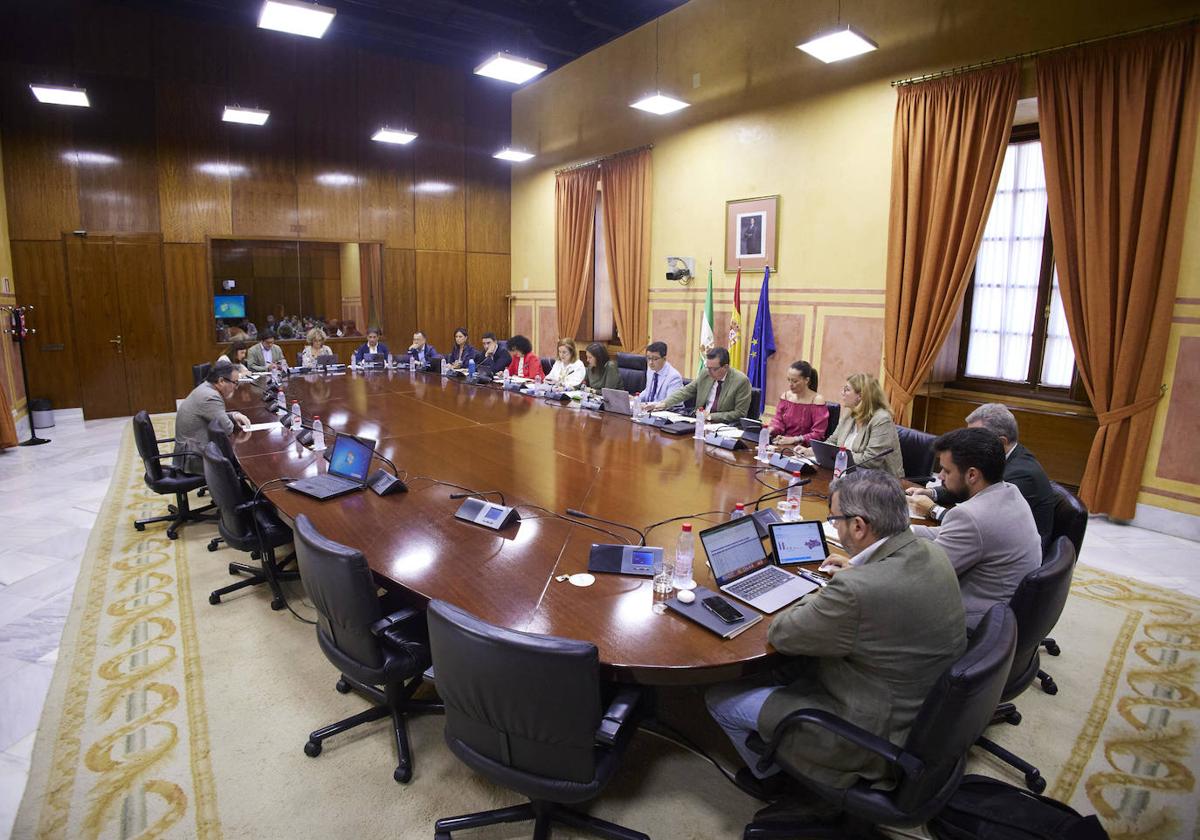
[174,362,251,475]
[644,346,752,424]
[706,469,966,803]
[246,331,286,372]
[907,403,1057,547]
[910,427,1042,629]
[642,341,684,404]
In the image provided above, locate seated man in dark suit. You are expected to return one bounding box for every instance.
[906,402,1056,546]
[174,362,251,475]
[474,332,511,375]
[706,469,966,802]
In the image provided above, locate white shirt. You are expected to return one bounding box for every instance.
[849,536,890,567]
[547,358,585,388]
[843,425,860,449]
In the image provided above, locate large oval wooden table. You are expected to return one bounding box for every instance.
[228,369,840,686]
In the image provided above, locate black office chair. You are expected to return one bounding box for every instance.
[975,537,1077,793]
[1041,482,1087,657]
[680,377,696,410]
[826,402,841,434]
[540,357,553,377]
[427,599,648,840]
[896,425,936,482]
[743,604,1017,839]
[616,352,647,393]
[203,418,249,553]
[192,363,212,387]
[201,442,299,611]
[748,387,762,422]
[293,514,442,783]
[132,411,215,539]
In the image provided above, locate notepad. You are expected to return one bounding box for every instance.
[243,422,280,432]
[651,410,694,424]
[665,586,763,639]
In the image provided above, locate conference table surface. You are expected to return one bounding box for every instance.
[228,368,844,686]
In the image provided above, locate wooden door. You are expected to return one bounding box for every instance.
[65,235,131,419]
[114,236,174,413]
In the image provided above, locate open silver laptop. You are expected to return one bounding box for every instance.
[698,516,817,614]
[601,387,634,415]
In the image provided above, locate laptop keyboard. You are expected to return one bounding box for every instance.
[727,566,792,600]
[302,474,358,494]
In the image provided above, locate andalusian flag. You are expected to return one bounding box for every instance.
[728,267,744,369]
[698,261,715,374]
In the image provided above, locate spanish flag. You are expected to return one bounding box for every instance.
[728,267,744,370]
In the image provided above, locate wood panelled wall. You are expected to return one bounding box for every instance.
[0,0,511,406]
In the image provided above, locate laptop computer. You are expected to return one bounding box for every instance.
[287,433,376,500]
[602,387,634,415]
[698,517,817,614]
[809,439,856,471]
[768,520,833,567]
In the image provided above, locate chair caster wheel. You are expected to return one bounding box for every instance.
[335,678,352,694]
[1026,773,1046,794]
[304,740,322,758]
[271,597,285,611]
[208,540,220,552]
[435,833,451,840]
[1040,677,1058,695]
[134,522,146,531]
[167,531,179,541]
[1006,710,1022,726]
[208,593,220,605]
[394,763,411,784]
[1044,641,1061,656]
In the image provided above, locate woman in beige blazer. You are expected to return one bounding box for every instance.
[798,372,904,477]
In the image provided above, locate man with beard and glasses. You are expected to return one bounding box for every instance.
[910,427,1041,629]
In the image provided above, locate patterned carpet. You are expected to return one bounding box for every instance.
[13,417,1200,839]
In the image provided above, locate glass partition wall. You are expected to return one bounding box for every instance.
[211,239,384,343]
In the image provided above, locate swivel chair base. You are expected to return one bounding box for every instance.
[208,550,299,611]
[434,799,649,840]
[134,490,217,540]
[744,812,883,840]
[304,675,442,783]
[976,701,1046,793]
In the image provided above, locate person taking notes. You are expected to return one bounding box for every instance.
[582,343,621,392]
[504,335,541,378]
[645,346,752,425]
[796,373,903,477]
[545,338,586,388]
[246,332,286,372]
[642,341,683,403]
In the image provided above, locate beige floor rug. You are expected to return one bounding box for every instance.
[13,418,1200,839]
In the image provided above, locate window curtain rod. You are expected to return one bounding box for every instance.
[890,16,1198,87]
[555,144,654,174]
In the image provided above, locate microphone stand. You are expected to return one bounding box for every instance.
[2,305,50,446]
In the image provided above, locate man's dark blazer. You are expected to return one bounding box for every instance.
[935,442,1057,545]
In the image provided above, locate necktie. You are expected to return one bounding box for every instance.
[649,371,659,401]
[711,379,723,411]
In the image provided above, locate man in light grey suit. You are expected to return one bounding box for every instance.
[706,469,966,803]
[911,427,1041,629]
[175,362,250,475]
[246,332,286,372]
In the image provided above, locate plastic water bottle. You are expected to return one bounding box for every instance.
[694,407,707,439]
[311,416,325,451]
[386,353,393,369]
[441,358,449,375]
[276,389,286,411]
[652,552,673,614]
[756,429,770,462]
[290,400,301,429]
[468,357,476,378]
[834,446,849,478]
[731,502,747,519]
[503,369,510,385]
[632,392,642,419]
[787,471,804,521]
[673,523,696,590]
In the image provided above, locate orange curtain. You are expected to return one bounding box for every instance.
[554,166,601,341]
[882,64,1019,422]
[1037,24,1200,519]
[600,148,652,351]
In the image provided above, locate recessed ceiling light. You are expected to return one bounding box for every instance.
[630,93,689,115]
[797,25,878,63]
[372,127,418,145]
[474,53,547,85]
[493,148,535,162]
[316,172,358,187]
[258,0,335,38]
[61,151,118,166]
[30,84,89,107]
[195,162,248,177]
[222,106,270,126]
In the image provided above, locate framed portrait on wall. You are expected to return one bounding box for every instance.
[725,195,779,273]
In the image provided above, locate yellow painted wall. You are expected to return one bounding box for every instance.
[511,0,1200,519]
[0,130,24,424]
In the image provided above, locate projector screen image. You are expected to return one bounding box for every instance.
[214,294,246,319]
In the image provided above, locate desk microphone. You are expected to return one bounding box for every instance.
[450,489,507,503]
[565,509,647,545]
[842,447,895,474]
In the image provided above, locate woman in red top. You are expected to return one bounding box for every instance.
[504,334,542,379]
[770,360,829,446]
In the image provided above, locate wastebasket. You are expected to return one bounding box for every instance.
[30,398,54,430]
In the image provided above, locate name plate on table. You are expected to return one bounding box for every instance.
[454,497,520,529]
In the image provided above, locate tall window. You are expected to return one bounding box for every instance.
[956,126,1079,397]
[578,186,616,344]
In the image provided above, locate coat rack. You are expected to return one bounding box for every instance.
[2,304,51,446]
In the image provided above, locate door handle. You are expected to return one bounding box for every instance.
[109,335,123,352]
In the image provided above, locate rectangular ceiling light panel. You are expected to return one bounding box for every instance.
[30,85,90,107]
[493,148,534,162]
[797,26,878,63]
[258,0,336,38]
[629,93,689,115]
[474,53,547,84]
[372,127,418,145]
[222,106,271,125]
